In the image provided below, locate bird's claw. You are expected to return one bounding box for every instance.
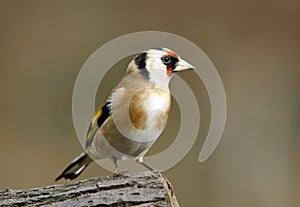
[113,168,132,177]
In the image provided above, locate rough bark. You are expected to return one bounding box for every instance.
[0,171,179,207]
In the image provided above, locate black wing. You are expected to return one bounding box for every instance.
[85,101,111,149]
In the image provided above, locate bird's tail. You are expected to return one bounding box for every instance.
[55,152,92,181]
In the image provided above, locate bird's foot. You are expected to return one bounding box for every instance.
[161,173,174,196]
[113,168,132,177]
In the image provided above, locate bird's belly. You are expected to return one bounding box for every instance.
[92,126,156,160]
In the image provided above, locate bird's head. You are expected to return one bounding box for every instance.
[128,48,195,87]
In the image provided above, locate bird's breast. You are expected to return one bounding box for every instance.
[93,86,171,159]
[129,87,171,131]
[107,85,171,145]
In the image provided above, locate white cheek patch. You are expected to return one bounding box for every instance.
[146,56,164,72]
[145,58,171,88]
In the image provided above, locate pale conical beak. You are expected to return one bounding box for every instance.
[173,58,196,72]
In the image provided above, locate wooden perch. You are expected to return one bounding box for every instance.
[0,171,179,207]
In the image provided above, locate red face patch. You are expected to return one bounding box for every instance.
[166,66,172,76]
[164,51,179,76]
[166,51,178,59]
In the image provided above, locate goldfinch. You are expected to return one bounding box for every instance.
[55,47,195,181]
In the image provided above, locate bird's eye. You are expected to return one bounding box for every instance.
[161,56,171,65]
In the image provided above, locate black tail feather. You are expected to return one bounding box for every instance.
[55,152,92,181]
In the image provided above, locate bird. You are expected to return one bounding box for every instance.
[55,47,195,181]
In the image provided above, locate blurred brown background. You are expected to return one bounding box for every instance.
[0,0,299,206]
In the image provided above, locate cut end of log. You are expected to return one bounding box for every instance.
[0,171,180,207]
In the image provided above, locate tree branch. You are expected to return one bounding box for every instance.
[0,171,179,207]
